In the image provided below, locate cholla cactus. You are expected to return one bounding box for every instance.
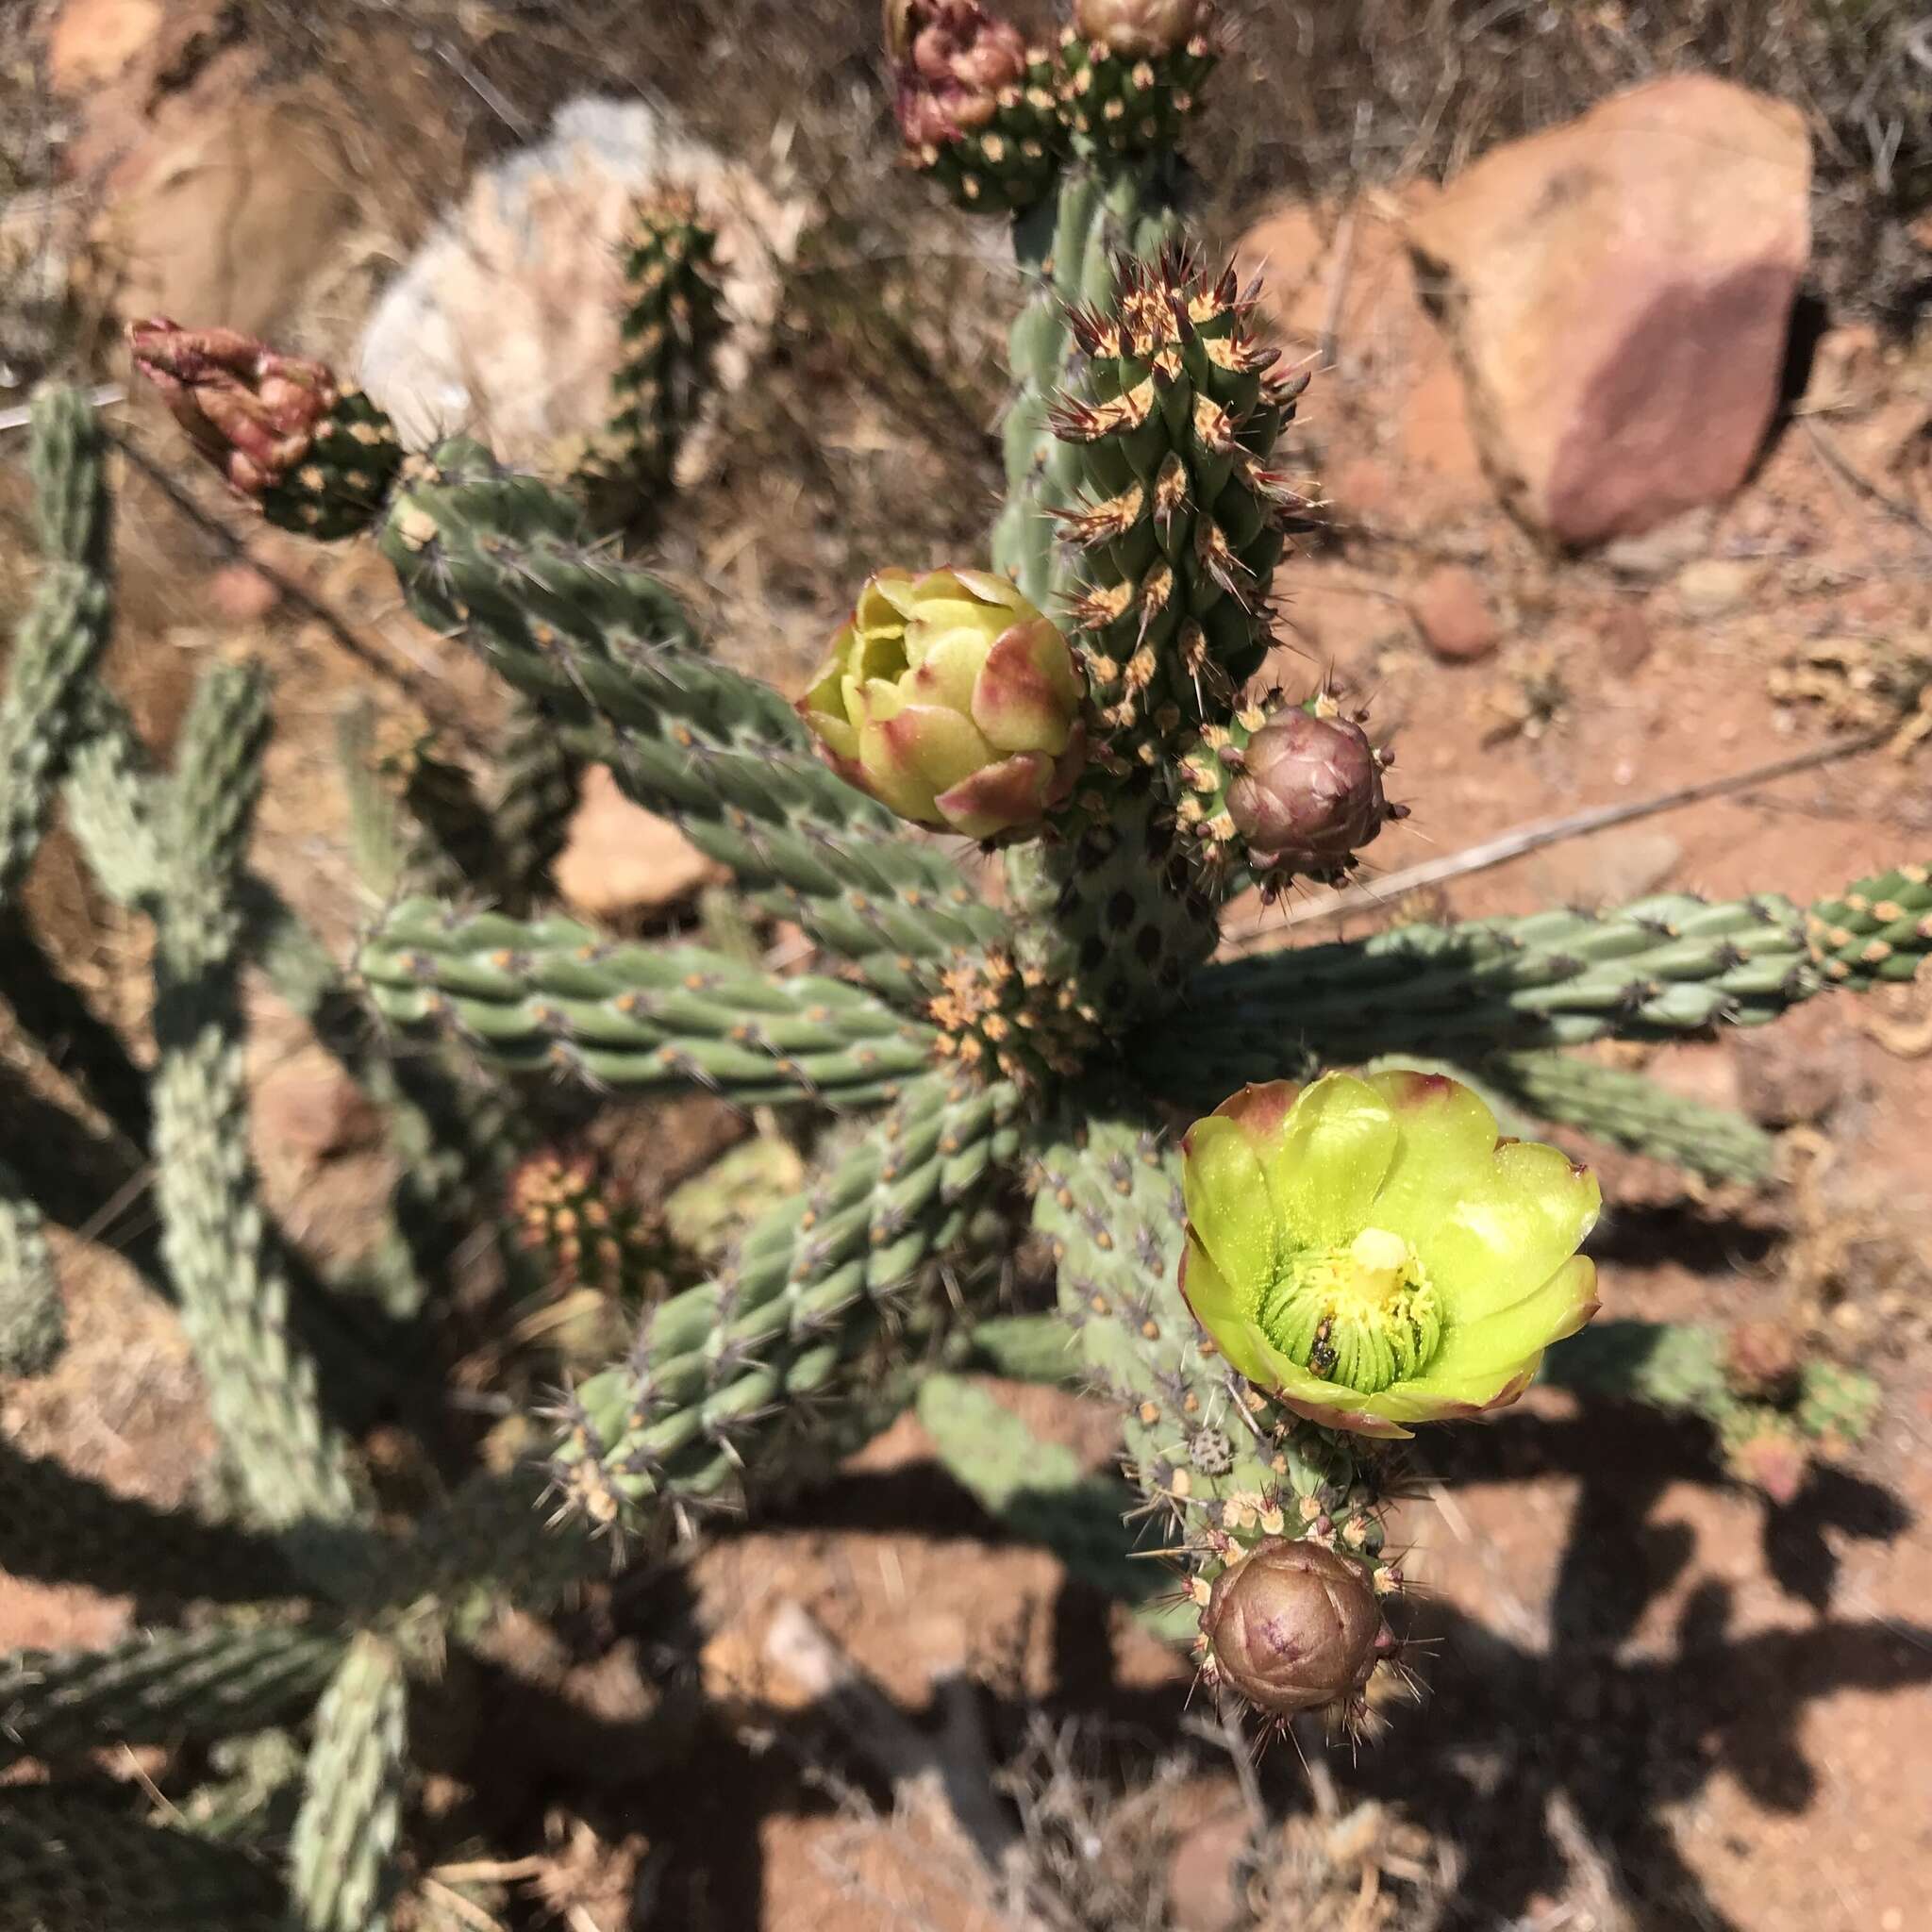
[4,2,1924,1917]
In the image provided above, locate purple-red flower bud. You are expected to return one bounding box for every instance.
[886,0,1032,146]
[1202,1539,1384,1716]
[127,318,341,504]
[1225,708,1394,876]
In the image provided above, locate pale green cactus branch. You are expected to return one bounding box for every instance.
[0,1791,290,1931]
[27,380,111,569]
[287,1633,409,1932]
[552,1068,1023,1532]
[0,1158,63,1380]
[1140,891,1821,1103]
[375,440,1006,996]
[490,694,581,912]
[1031,1099,1387,1623]
[0,1623,349,1769]
[149,662,362,1536]
[360,900,943,1108]
[0,563,113,914]
[1479,1050,1776,1187]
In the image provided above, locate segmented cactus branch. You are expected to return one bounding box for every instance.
[378,441,1006,996]
[0,1158,63,1379]
[552,1069,1021,1532]
[149,663,361,1535]
[0,561,112,913]
[572,191,727,517]
[0,1792,291,1931]
[1479,1050,1776,1187]
[1807,859,1932,988]
[1140,891,1823,1102]
[490,694,581,911]
[27,380,111,569]
[0,1623,348,1769]
[1030,1100,1396,1702]
[286,1633,409,1932]
[0,1438,297,1605]
[361,900,942,1107]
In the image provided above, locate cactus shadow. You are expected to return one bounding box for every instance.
[1354,1407,1928,1931]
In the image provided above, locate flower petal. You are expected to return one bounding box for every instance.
[1359,1069,1503,1241]
[971,618,1082,755]
[1413,1141,1600,1320]
[1179,1114,1277,1294]
[1422,1255,1600,1383]
[1266,1074,1399,1245]
[1179,1237,1275,1387]
[934,754,1054,838]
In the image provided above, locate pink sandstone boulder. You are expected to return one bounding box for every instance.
[1404,75,1811,548]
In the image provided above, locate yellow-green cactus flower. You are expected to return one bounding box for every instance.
[799,567,1087,840]
[1180,1070,1601,1439]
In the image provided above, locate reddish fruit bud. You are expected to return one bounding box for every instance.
[887,0,1031,145]
[1202,1539,1383,1716]
[1225,708,1395,878]
[1073,0,1210,58]
[127,318,340,502]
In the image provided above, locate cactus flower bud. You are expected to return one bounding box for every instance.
[1201,1538,1383,1716]
[1073,0,1209,58]
[1180,1070,1601,1438]
[1224,706,1397,881]
[128,318,401,540]
[886,2,1061,211]
[801,568,1088,840]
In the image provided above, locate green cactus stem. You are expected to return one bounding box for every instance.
[1479,1050,1776,1188]
[286,1633,409,1932]
[0,1792,291,1931]
[377,440,1005,999]
[551,1068,1022,1534]
[1030,1099,1398,1706]
[490,694,581,912]
[0,1438,297,1607]
[148,662,361,1537]
[1058,5,1222,158]
[0,1158,64,1379]
[960,1310,1082,1383]
[361,900,942,1108]
[1138,891,1822,1103]
[336,699,494,901]
[0,561,113,915]
[572,190,727,517]
[27,380,111,569]
[1807,860,1932,988]
[0,1623,349,1769]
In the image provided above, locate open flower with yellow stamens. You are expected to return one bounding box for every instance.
[1179,1070,1601,1438]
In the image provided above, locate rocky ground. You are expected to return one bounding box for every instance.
[4,3,1932,1929]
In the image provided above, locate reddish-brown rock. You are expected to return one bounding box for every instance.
[1409,563,1500,662]
[556,764,724,918]
[1405,75,1811,547]
[206,562,281,625]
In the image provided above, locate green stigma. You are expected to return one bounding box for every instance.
[1257,1226,1443,1395]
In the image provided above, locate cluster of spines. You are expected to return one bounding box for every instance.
[1051,247,1311,769]
[926,942,1103,1096]
[1029,1108,1399,1727]
[574,189,727,508]
[508,1148,672,1303]
[1056,14,1222,157]
[1807,861,1932,989]
[262,390,403,542]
